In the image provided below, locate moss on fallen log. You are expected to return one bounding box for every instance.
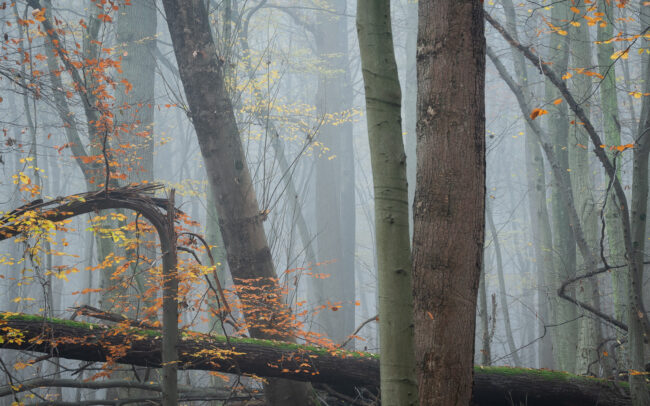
[0,313,640,405]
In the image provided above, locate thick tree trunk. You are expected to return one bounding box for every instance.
[413,1,485,405]
[311,0,355,347]
[159,2,314,404]
[0,314,640,406]
[356,1,417,404]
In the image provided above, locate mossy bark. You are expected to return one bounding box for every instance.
[0,314,641,406]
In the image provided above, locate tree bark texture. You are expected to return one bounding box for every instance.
[0,314,642,406]
[413,1,485,405]
[356,1,417,404]
[159,1,314,404]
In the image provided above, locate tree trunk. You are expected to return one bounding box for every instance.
[403,1,417,235]
[597,0,628,375]
[544,0,579,374]
[568,4,602,375]
[413,1,485,404]
[486,199,520,366]
[478,262,491,366]
[159,1,314,404]
[356,1,417,404]
[311,0,355,347]
[0,314,640,406]
[628,6,650,401]
[501,0,556,369]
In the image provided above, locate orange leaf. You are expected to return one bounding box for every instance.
[530,108,549,120]
[32,8,46,22]
[97,14,113,23]
[553,98,563,105]
[120,79,133,94]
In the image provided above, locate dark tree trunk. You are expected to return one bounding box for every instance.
[159,1,314,404]
[0,314,638,406]
[413,1,486,404]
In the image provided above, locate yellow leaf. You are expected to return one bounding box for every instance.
[611,50,629,60]
[562,72,573,80]
[13,361,30,370]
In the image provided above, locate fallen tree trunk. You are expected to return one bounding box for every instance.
[0,313,637,405]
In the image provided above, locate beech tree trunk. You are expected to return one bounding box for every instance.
[356,1,417,404]
[311,0,356,346]
[159,1,314,404]
[413,1,485,405]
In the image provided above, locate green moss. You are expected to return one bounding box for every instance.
[0,312,95,330]
[0,312,377,359]
[474,366,629,387]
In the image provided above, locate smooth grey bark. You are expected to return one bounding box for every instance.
[628,6,650,401]
[413,0,485,404]
[110,2,159,400]
[568,5,603,375]
[597,0,629,374]
[160,1,315,404]
[478,261,491,366]
[544,1,578,374]
[486,199,521,366]
[403,0,417,235]
[311,0,355,347]
[356,0,417,403]
[501,0,555,369]
[115,0,156,184]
